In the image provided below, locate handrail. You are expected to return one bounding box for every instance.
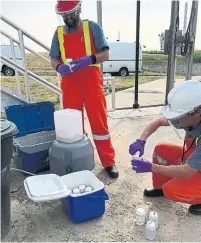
[1,31,50,63]
[0,15,50,51]
[0,14,63,107]
[1,54,61,95]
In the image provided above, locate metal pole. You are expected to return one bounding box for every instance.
[133,0,140,108]
[97,0,103,73]
[9,38,21,94]
[165,1,179,105]
[185,1,199,80]
[183,2,188,34]
[18,30,31,102]
[111,78,116,110]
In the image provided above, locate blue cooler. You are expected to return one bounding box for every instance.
[61,170,109,223]
[23,170,109,223]
[5,102,56,174]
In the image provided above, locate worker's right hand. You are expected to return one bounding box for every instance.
[129,139,146,157]
[56,64,72,76]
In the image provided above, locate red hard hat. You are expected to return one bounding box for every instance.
[56,0,82,14]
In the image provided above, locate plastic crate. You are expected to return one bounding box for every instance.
[5,102,55,174]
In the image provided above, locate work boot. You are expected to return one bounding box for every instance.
[105,165,119,178]
[144,188,164,197]
[189,204,201,215]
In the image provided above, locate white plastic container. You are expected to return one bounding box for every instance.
[149,211,158,228]
[135,208,146,225]
[145,221,156,241]
[54,109,83,144]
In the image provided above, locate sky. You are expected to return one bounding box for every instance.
[1,0,201,52]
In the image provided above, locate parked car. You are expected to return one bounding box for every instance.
[0,45,22,76]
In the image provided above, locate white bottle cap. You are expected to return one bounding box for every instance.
[136,208,146,216]
[79,185,86,193]
[85,186,93,192]
[146,221,156,231]
[149,211,158,228]
[72,188,80,194]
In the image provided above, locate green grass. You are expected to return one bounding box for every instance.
[25,50,201,74]
[1,50,189,110]
[1,76,61,109]
[142,50,201,65]
[1,71,185,110]
[193,50,201,63]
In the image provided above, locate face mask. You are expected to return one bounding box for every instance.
[169,119,182,129]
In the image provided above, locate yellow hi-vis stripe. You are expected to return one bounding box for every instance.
[82,20,100,68]
[58,22,100,68]
[196,135,201,146]
[57,26,66,64]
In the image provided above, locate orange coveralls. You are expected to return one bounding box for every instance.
[56,21,115,168]
[152,137,201,205]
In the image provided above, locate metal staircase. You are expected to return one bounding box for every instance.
[0,15,63,114]
[0,15,116,114]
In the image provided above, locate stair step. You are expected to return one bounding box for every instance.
[1,85,28,113]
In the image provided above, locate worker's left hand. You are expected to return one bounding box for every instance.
[71,56,92,72]
[131,157,152,173]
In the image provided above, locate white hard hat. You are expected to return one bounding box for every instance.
[163,80,201,120]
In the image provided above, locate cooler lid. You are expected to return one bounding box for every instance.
[24,174,71,202]
[0,119,18,139]
[5,102,55,137]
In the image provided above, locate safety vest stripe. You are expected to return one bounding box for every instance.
[93,134,110,141]
[57,21,100,68]
[83,21,91,56]
[153,152,169,165]
[57,26,66,64]
[196,135,201,146]
[83,21,100,68]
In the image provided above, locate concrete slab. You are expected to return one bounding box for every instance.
[3,77,201,242]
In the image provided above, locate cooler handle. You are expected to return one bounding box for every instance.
[88,194,109,201]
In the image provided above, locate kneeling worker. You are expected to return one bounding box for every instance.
[129,80,201,215]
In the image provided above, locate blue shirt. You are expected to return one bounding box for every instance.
[186,123,201,170]
[49,20,108,59]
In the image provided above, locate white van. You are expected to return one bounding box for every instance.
[0,45,22,76]
[103,41,142,77]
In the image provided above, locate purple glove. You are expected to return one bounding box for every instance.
[129,139,146,156]
[71,56,92,72]
[131,157,152,173]
[56,64,72,76]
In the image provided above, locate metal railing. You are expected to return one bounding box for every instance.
[0,14,63,108]
[0,14,116,111]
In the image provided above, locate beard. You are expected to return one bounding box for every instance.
[64,16,80,28]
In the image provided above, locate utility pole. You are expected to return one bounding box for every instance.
[165,1,179,105]
[97,0,103,73]
[185,1,199,80]
[133,0,140,108]
[183,2,188,34]
[117,31,120,41]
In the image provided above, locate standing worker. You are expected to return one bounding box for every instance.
[49,0,119,178]
[129,80,201,215]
